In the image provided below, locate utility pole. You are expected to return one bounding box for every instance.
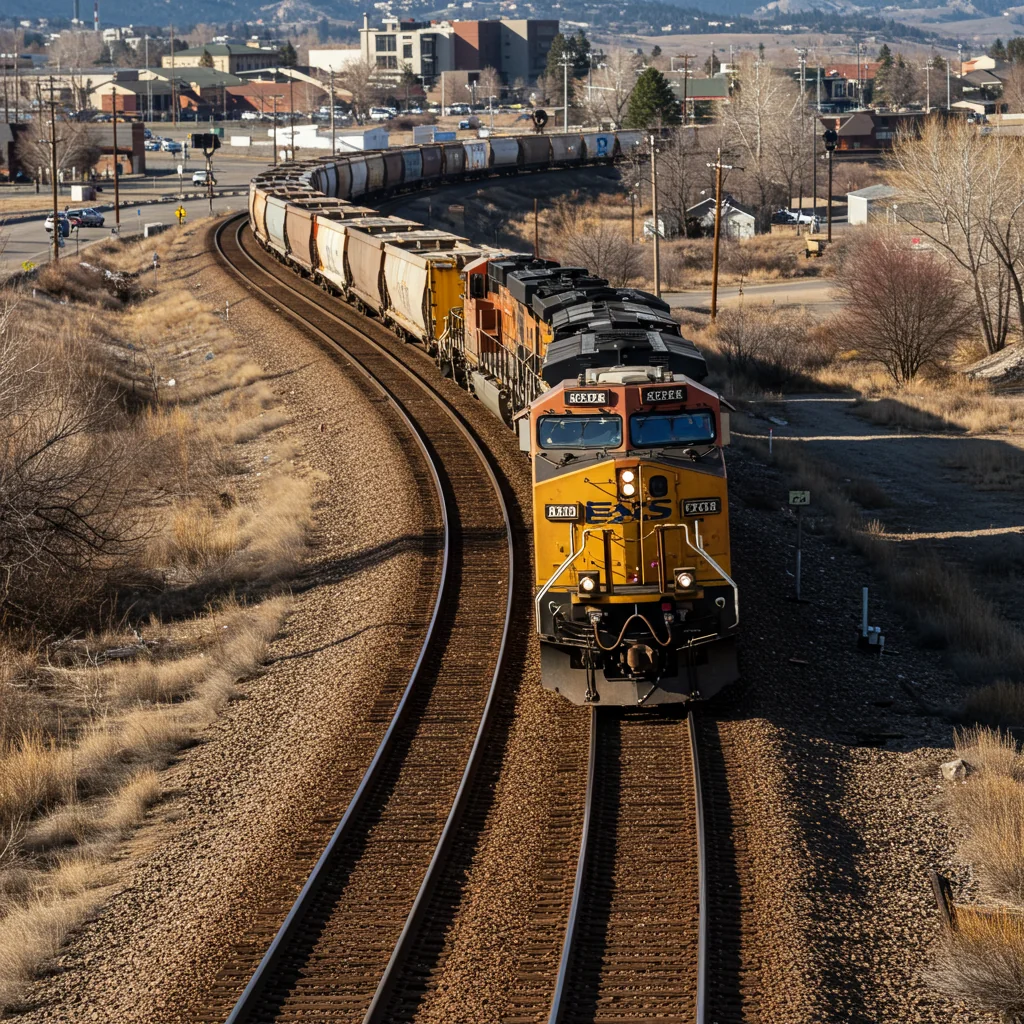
[533,197,539,258]
[559,54,571,132]
[650,133,661,299]
[816,62,821,113]
[856,43,862,109]
[707,148,733,320]
[112,85,120,230]
[289,72,296,156]
[921,63,931,114]
[822,127,837,243]
[144,35,151,122]
[170,24,177,127]
[674,53,696,123]
[48,76,60,262]
[14,30,21,125]
[946,55,951,109]
[329,68,336,153]
[272,93,279,164]
[795,47,807,100]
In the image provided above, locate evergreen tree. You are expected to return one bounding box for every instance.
[1008,37,1024,63]
[317,18,330,44]
[990,38,1007,59]
[758,42,765,60]
[651,44,662,59]
[98,42,113,65]
[625,67,680,128]
[877,43,893,66]
[198,48,215,69]
[278,40,298,67]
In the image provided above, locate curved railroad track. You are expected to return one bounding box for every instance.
[203,213,517,1024]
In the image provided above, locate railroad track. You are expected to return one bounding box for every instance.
[205,214,517,1023]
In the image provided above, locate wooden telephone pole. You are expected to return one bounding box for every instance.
[170,24,177,127]
[112,85,120,230]
[650,133,661,299]
[708,147,734,320]
[47,76,60,263]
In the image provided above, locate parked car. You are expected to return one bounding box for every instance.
[775,208,816,225]
[241,110,260,120]
[68,208,105,228]
[192,169,216,186]
[144,138,161,150]
[162,139,183,153]
[44,213,71,236]
[143,128,153,138]
[368,107,392,122]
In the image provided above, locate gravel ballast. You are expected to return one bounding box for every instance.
[11,222,441,1023]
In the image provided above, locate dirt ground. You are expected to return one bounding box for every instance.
[759,394,1024,632]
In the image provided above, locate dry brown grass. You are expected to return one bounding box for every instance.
[963,683,1024,728]
[0,221,308,1009]
[943,446,1024,491]
[736,416,1024,679]
[852,382,1024,436]
[929,907,1024,1021]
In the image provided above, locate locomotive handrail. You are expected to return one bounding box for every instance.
[680,522,740,629]
[534,525,598,631]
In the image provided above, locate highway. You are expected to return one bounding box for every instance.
[664,277,837,312]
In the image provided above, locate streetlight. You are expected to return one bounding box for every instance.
[920,63,932,114]
[558,53,573,132]
[822,126,837,243]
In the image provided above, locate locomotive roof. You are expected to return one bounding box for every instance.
[541,329,707,387]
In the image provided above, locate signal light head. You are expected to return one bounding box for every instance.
[619,468,637,497]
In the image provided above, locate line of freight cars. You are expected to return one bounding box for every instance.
[248,130,645,411]
[247,132,741,705]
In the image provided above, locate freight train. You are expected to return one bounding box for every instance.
[246,130,739,706]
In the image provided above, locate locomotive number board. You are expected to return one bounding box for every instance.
[640,385,687,404]
[683,497,722,516]
[545,503,582,521]
[564,390,609,406]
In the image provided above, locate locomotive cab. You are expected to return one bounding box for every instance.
[530,366,739,706]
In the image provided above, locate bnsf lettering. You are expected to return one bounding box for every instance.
[585,500,673,524]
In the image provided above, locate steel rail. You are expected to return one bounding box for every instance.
[546,706,598,1024]
[689,710,709,1024]
[214,214,514,1023]
[547,708,708,1023]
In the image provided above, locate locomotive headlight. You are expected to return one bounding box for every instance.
[621,481,636,496]
[619,469,637,497]
[674,567,698,592]
[578,571,600,596]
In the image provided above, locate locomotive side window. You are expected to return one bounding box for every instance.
[630,411,715,447]
[538,415,622,449]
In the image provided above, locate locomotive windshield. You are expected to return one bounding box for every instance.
[538,415,622,449]
[630,411,715,447]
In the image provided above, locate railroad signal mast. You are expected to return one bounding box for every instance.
[822,127,838,243]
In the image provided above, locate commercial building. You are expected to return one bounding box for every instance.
[359,15,558,85]
[360,16,455,85]
[161,42,280,76]
[308,48,365,74]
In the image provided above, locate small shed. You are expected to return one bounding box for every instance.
[847,184,898,226]
[686,196,756,240]
[334,127,390,152]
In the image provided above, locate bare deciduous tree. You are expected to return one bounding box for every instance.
[888,119,1024,352]
[579,48,641,126]
[0,303,142,625]
[835,229,973,384]
[49,31,103,110]
[551,197,645,286]
[340,59,380,120]
[16,109,100,178]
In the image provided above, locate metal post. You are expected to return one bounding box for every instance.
[49,77,59,263]
[533,197,539,258]
[924,64,931,114]
[710,147,724,318]
[826,150,833,243]
[630,190,635,243]
[289,75,296,156]
[812,123,817,227]
[112,85,120,230]
[946,57,951,110]
[170,24,177,127]
[330,69,336,152]
[856,44,861,109]
[795,506,803,601]
[816,63,821,113]
[207,151,213,215]
[14,30,20,125]
[273,95,278,163]
[650,133,661,299]
[562,57,569,132]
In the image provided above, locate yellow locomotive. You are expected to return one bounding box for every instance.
[529,368,738,706]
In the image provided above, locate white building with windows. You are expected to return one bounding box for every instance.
[359,15,456,85]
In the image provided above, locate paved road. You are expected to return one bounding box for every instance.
[664,277,837,311]
[1,148,265,276]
